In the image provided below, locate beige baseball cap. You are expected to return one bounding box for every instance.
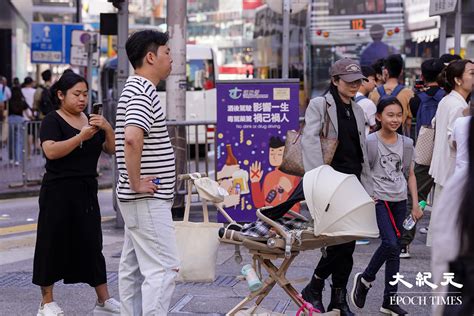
[330,58,368,82]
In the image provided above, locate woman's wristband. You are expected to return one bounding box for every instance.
[76,134,83,148]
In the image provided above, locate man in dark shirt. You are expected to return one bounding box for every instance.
[400,58,444,259]
[409,58,446,130]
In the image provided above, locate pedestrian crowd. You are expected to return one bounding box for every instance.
[0,70,55,165]
[299,53,473,316]
[7,28,470,316]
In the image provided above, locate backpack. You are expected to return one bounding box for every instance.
[366,132,413,179]
[354,95,367,103]
[415,88,445,135]
[39,86,54,116]
[377,84,405,99]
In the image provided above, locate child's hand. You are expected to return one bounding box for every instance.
[411,204,423,221]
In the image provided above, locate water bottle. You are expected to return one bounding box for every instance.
[241,264,262,292]
[403,201,427,230]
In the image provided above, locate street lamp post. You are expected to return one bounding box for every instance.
[166,0,188,217]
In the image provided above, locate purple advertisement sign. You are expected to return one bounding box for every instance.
[216,80,301,223]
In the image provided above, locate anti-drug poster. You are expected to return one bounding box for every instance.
[216,79,301,222]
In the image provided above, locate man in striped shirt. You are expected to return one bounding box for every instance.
[115,30,179,315]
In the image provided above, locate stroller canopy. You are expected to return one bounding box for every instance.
[303,165,379,238]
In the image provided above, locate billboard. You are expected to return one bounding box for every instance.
[216,79,301,222]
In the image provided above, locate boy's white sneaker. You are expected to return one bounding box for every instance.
[37,302,64,316]
[93,298,120,315]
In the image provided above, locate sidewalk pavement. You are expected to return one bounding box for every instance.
[0,207,433,315]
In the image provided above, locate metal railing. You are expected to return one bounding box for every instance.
[167,120,216,179]
[0,119,217,195]
[0,120,43,188]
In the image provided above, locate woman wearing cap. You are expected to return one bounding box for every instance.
[300,58,373,316]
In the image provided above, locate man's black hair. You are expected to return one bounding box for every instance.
[421,58,444,83]
[371,58,384,76]
[361,65,376,78]
[269,136,285,148]
[439,53,462,65]
[383,54,404,78]
[23,77,34,86]
[41,70,52,82]
[126,30,169,69]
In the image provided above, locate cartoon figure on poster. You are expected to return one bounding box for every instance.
[217,144,250,208]
[250,136,300,212]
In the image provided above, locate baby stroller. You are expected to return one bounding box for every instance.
[217,165,379,315]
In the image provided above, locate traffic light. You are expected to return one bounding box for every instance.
[100,13,118,35]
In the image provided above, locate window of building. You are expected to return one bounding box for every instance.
[328,0,386,15]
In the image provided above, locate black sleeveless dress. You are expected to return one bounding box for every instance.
[32,111,107,287]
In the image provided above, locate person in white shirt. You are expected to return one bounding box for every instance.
[427,59,474,246]
[353,65,378,247]
[355,66,377,136]
[0,77,12,138]
[21,77,37,158]
[0,76,12,102]
[431,115,472,316]
[21,77,36,111]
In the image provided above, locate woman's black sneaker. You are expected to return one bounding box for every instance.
[350,272,371,308]
[380,296,408,315]
[301,277,325,313]
[327,287,354,316]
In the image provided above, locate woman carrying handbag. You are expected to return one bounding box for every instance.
[300,58,373,316]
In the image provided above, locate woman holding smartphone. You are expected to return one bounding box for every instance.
[32,72,118,316]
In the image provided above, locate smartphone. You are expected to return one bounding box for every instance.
[92,103,103,115]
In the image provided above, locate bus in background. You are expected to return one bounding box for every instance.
[218,64,254,80]
[309,0,405,94]
[101,45,217,149]
[252,4,309,115]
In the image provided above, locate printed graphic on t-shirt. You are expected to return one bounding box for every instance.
[379,152,403,183]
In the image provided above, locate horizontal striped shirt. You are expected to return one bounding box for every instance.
[115,75,175,201]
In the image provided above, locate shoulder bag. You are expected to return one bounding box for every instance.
[414,125,435,166]
[279,100,339,176]
[175,175,223,282]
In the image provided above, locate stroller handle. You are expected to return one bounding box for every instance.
[178,173,207,180]
[256,208,292,242]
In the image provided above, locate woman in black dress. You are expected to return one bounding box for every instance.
[33,72,119,316]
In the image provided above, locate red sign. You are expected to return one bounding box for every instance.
[219,64,253,75]
[243,0,263,10]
